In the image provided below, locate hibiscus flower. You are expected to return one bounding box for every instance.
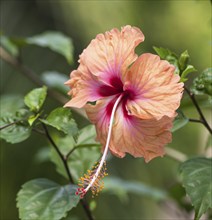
[65,25,184,197]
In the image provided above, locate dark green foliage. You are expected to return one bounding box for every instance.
[17,179,80,220]
[24,86,47,112]
[153,47,196,82]
[191,68,212,96]
[40,107,78,138]
[0,109,31,143]
[1,31,74,64]
[180,157,212,220]
[25,31,74,64]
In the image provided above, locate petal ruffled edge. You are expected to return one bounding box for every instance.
[64,64,104,108]
[80,25,145,85]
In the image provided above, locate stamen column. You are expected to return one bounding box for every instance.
[76,94,123,197]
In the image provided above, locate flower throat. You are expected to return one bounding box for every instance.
[76,94,123,198]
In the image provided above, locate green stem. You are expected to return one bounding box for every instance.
[185,87,212,134]
[41,123,94,220]
[189,118,203,124]
[41,123,74,182]
[0,119,23,130]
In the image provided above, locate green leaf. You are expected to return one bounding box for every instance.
[26,31,73,64]
[180,65,197,82]
[171,110,189,132]
[50,125,100,180]
[41,107,78,137]
[17,178,80,220]
[179,157,212,220]
[153,47,196,80]
[69,125,100,181]
[0,34,19,57]
[41,71,69,94]
[77,124,98,145]
[0,109,31,144]
[28,113,40,126]
[24,86,47,112]
[67,144,100,181]
[153,46,172,59]
[153,46,179,74]
[178,50,189,72]
[191,68,212,96]
[104,177,167,203]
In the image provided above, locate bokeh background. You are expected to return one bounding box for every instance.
[1,0,211,219]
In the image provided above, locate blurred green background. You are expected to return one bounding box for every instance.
[0,0,211,219]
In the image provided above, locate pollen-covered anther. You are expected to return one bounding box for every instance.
[75,187,86,198]
[76,161,108,198]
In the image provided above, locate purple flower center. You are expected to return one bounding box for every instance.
[99,77,135,117]
[98,77,123,96]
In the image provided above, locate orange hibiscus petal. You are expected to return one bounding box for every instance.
[85,96,116,145]
[86,98,173,162]
[65,25,144,108]
[124,53,184,120]
[64,67,102,108]
[79,25,144,84]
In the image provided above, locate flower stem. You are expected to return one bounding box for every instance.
[41,123,94,220]
[185,87,212,134]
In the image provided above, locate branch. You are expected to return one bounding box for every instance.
[41,123,74,182]
[0,46,87,118]
[0,119,23,130]
[41,123,94,220]
[189,118,203,124]
[185,87,212,134]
